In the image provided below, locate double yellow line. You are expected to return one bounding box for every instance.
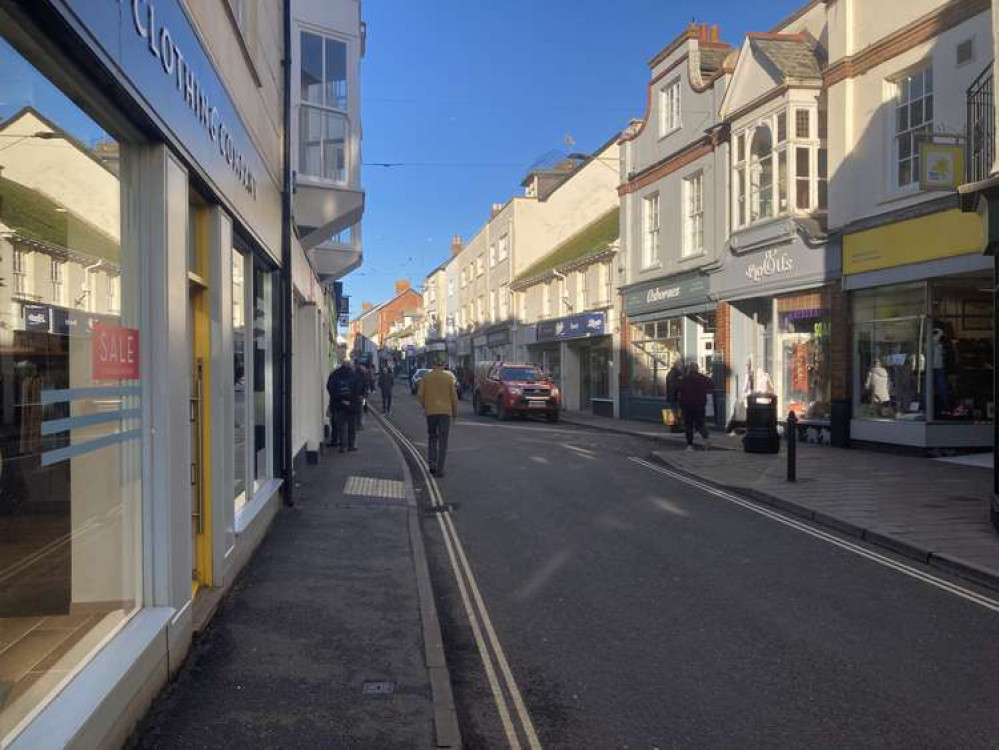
[375,412,543,750]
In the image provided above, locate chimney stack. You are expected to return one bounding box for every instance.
[451,234,463,257]
[395,279,411,295]
[490,202,504,219]
[361,301,373,312]
[710,24,720,43]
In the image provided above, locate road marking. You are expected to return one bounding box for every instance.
[376,413,543,750]
[630,456,999,614]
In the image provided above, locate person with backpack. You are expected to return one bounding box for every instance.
[327,360,363,453]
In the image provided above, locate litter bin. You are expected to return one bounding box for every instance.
[744,392,780,454]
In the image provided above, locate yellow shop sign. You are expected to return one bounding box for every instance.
[843,209,984,275]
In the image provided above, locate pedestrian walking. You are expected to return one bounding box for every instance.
[379,365,395,414]
[677,362,713,451]
[417,358,458,477]
[327,360,363,452]
[665,359,684,433]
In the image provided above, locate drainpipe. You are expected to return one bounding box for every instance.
[281,0,294,506]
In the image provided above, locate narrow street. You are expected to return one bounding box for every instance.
[383,388,999,750]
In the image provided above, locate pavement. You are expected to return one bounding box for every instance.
[561,409,999,591]
[385,390,999,748]
[129,413,458,750]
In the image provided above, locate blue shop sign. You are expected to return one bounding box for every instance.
[537,311,606,342]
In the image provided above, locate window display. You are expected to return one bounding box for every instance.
[929,274,993,422]
[854,283,927,420]
[0,39,140,741]
[233,249,247,510]
[629,318,682,398]
[777,292,830,420]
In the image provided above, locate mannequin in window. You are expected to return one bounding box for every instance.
[931,325,952,416]
[865,358,891,416]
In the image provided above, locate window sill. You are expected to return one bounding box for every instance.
[235,477,284,535]
[679,250,706,263]
[877,184,931,207]
[658,125,681,142]
[639,261,662,273]
[296,175,353,190]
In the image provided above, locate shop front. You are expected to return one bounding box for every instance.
[532,311,614,416]
[0,2,288,747]
[621,271,716,422]
[714,219,840,443]
[478,325,513,364]
[844,209,993,449]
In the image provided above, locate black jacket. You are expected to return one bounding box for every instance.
[327,366,364,413]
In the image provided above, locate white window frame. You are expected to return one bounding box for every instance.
[298,29,350,184]
[599,262,611,305]
[489,243,496,268]
[641,193,660,269]
[476,255,484,277]
[498,233,509,261]
[518,290,527,322]
[576,269,587,311]
[891,64,934,191]
[659,78,681,138]
[489,289,497,322]
[542,281,552,318]
[50,257,64,304]
[12,248,25,296]
[500,284,510,320]
[476,295,484,323]
[683,171,704,257]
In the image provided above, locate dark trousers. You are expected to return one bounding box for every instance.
[381,390,393,413]
[336,410,357,449]
[427,414,451,473]
[682,406,709,446]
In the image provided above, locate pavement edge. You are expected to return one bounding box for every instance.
[646,450,999,594]
[377,416,463,750]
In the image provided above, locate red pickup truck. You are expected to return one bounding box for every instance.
[472,362,560,422]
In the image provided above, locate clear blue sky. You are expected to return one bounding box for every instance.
[344,0,804,313]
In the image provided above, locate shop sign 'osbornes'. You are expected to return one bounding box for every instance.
[127,0,256,199]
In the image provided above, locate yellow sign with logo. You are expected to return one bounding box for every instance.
[920,143,964,190]
[843,209,984,275]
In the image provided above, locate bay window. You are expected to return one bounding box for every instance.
[299,30,349,183]
[733,105,825,230]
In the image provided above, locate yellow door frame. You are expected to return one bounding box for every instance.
[190,203,213,595]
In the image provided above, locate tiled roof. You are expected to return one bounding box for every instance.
[750,36,822,79]
[699,47,731,74]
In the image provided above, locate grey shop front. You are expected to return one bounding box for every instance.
[621,271,720,423]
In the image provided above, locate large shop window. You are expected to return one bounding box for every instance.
[853,277,992,423]
[629,319,683,398]
[0,38,140,741]
[233,249,248,510]
[253,263,276,488]
[777,293,831,420]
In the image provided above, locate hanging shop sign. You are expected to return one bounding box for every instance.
[537,311,606,342]
[920,142,964,191]
[92,323,140,380]
[54,0,280,257]
[622,272,710,317]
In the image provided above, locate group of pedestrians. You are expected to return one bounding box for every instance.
[324,359,401,453]
[665,360,715,451]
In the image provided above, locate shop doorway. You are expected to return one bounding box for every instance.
[579,346,592,409]
[188,196,212,594]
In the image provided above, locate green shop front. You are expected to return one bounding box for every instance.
[620,271,719,423]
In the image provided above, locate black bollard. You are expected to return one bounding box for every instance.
[787,411,798,482]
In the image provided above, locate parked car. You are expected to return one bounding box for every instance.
[472,362,560,422]
[410,368,430,394]
[411,367,461,398]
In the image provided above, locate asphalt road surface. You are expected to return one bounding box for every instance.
[381,386,999,750]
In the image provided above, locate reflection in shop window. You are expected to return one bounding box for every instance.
[629,319,682,398]
[777,293,831,420]
[233,249,247,509]
[0,37,140,743]
[254,264,275,488]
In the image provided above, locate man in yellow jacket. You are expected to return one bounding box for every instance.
[417,359,458,477]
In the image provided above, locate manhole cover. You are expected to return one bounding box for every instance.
[344,476,406,500]
[362,680,395,695]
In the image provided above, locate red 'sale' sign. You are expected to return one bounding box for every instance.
[92,323,140,380]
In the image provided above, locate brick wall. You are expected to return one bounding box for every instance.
[716,301,731,379]
[829,284,851,402]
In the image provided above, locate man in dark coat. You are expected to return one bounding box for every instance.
[665,360,685,433]
[378,366,395,414]
[327,360,363,452]
[677,362,713,450]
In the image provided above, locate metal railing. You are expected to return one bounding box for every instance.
[967,62,995,183]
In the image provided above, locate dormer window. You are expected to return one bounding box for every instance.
[732,105,825,230]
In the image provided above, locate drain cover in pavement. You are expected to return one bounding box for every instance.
[362,680,395,695]
[344,476,406,500]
